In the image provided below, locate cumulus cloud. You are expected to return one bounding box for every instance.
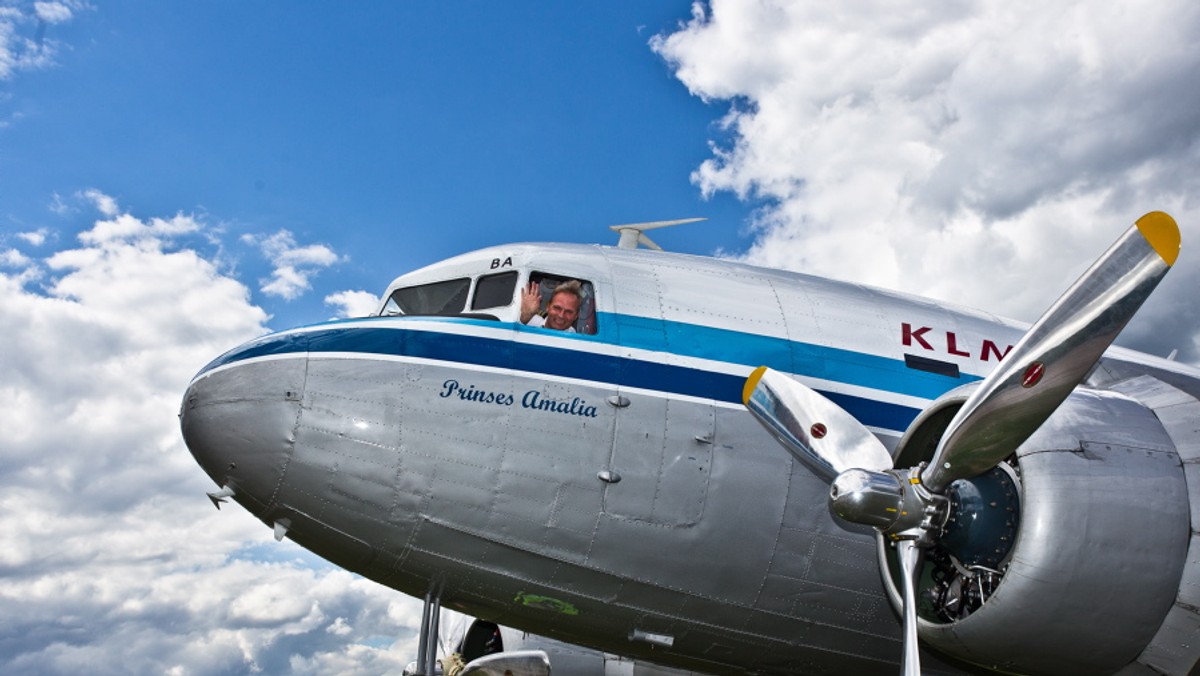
[325,289,380,319]
[0,194,425,674]
[0,0,82,81]
[16,227,49,246]
[33,2,73,24]
[243,229,342,301]
[655,0,1200,362]
[80,187,120,218]
[1,247,31,267]
[70,197,203,248]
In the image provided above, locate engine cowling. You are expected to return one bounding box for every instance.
[884,386,1189,675]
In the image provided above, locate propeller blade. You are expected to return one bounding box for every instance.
[895,539,923,676]
[922,212,1179,491]
[743,366,893,481]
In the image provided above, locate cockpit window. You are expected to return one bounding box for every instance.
[471,271,519,311]
[526,273,597,334]
[382,277,470,316]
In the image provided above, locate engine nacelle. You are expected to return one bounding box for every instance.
[889,386,1189,675]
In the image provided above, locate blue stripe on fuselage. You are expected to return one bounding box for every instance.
[198,315,971,432]
[604,313,976,400]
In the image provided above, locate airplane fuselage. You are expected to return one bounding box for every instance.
[181,243,1200,675]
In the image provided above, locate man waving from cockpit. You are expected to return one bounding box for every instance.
[520,280,581,332]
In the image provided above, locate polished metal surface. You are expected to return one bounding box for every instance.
[829,469,905,529]
[181,356,307,515]
[1110,376,1200,674]
[923,216,1178,492]
[743,366,893,481]
[915,391,1188,675]
[460,650,551,676]
[895,539,923,676]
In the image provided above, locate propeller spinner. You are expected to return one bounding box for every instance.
[743,212,1179,676]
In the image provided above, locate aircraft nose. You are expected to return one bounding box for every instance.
[180,352,309,516]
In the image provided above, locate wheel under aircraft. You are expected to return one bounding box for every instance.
[180,212,1200,675]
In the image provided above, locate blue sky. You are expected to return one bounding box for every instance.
[3,2,752,329]
[3,1,1200,674]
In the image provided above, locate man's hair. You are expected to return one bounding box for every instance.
[550,280,583,304]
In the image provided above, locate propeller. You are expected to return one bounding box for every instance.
[743,212,1179,675]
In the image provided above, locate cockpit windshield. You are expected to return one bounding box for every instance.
[379,267,596,335]
[381,277,470,316]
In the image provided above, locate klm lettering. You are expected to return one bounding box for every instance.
[901,323,1013,362]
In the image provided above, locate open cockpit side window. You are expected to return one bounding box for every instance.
[525,272,597,335]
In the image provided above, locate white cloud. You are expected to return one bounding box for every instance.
[244,229,342,301]
[16,228,48,246]
[33,2,73,24]
[655,0,1200,362]
[1,248,31,267]
[0,0,79,81]
[0,197,425,673]
[325,289,380,318]
[80,188,120,218]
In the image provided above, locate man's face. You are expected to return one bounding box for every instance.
[545,291,580,330]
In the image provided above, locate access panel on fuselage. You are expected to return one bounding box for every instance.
[601,258,716,526]
[602,394,715,527]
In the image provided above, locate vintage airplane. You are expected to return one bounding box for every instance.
[181,212,1199,675]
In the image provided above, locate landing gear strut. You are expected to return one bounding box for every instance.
[414,588,442,676]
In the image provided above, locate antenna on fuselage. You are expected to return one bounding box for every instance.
[609,217,706,250]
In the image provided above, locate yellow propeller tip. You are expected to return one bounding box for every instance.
[743,366,768,405]
[1136,211,1180,266]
